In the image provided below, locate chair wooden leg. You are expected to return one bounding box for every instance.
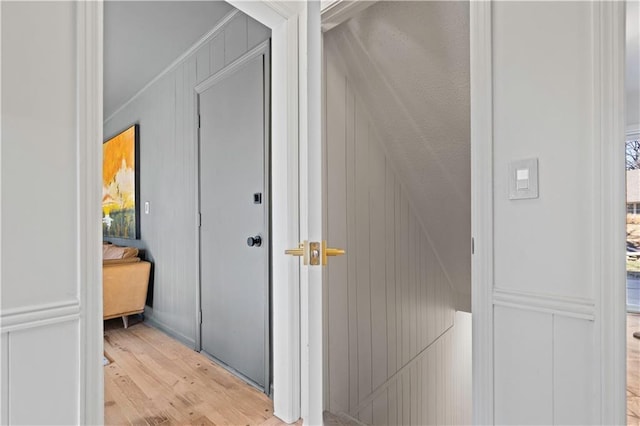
[122,315,129,329]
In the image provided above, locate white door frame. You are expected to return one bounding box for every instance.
[79,1,316,424]
[470,2,626,424]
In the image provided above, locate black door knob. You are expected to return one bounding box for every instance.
[247,235,262,247]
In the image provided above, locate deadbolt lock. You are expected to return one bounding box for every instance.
[284,241,345,266]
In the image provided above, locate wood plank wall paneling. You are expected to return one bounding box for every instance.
[325,49,471,425]
[104,13,270,346]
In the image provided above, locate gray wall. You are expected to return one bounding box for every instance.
[324,43,472,425]
[104,10,270,347]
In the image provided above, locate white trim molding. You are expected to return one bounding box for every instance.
[320,0,377,32]
[77,1,104,425]
[470,1,494,424]
[597,2,626,423]
[493,288,596,321]
[0,300,80,333]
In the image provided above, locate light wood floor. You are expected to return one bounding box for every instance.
[106,315,640,425]
[104,318,295,425]
[630,314,640,425]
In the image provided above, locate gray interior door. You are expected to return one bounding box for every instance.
[198,49,269,391]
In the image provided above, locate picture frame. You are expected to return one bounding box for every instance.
[102,124,140,239]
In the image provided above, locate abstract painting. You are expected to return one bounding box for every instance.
[103,125,139,239]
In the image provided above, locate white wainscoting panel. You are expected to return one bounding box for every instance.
[7,320,80,425]
[494,306,553,425]
[493,305,600,426]
[324,45,470,425]
[483,2,620,424]
[104,12,270,346]
[553,316,599,425]
[1,333,8,425]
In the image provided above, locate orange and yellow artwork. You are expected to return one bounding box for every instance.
[103,125,138,238]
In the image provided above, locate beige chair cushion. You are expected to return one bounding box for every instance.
[103,244,139,260]
[103,257,141,266]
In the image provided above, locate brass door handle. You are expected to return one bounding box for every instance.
[285,241,345,266]
[325,248,345,256]
[321,241,345,265]
[284,243,304,256]
[285,241,309,265]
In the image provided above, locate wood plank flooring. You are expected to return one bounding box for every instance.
[104,318,295,426]
[107,315,640,425]
[630,314,640,425]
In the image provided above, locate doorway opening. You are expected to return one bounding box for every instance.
[321,2,472,424]
[101,3,278,423]
[625,0,639,422]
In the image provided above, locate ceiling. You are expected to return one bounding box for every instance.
[104,1,234,118]
[627,0,639,130]
[324,1,471,309]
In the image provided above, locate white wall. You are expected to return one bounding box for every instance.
[1,2,81,424]
[324,46,472,425]
[104,11,269,347]
[483,2,623,424]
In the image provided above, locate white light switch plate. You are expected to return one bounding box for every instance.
[509,158,539,200]
[144,201,150,214]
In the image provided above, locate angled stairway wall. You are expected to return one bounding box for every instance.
[324,1,471,311]
[323,2,471,423]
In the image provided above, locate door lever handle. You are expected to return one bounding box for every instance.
[285,241,345,266]
[322,241,345,265]
[284,243,304,256]
[285,241,309,265]
[325,248,345,256]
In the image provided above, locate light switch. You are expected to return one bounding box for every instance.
[509,158,539,200]
[516,168,529,190]
[144,201,150,214]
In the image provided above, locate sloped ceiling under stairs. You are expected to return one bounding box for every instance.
[325,1,471,310]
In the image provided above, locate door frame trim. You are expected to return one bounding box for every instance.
[469,2,494,424]
[195,40,272,394]
[470,2,626,424]
[77,1,104,424]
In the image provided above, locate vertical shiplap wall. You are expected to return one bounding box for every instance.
[104,11,270,346]
[324,48,471,425]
